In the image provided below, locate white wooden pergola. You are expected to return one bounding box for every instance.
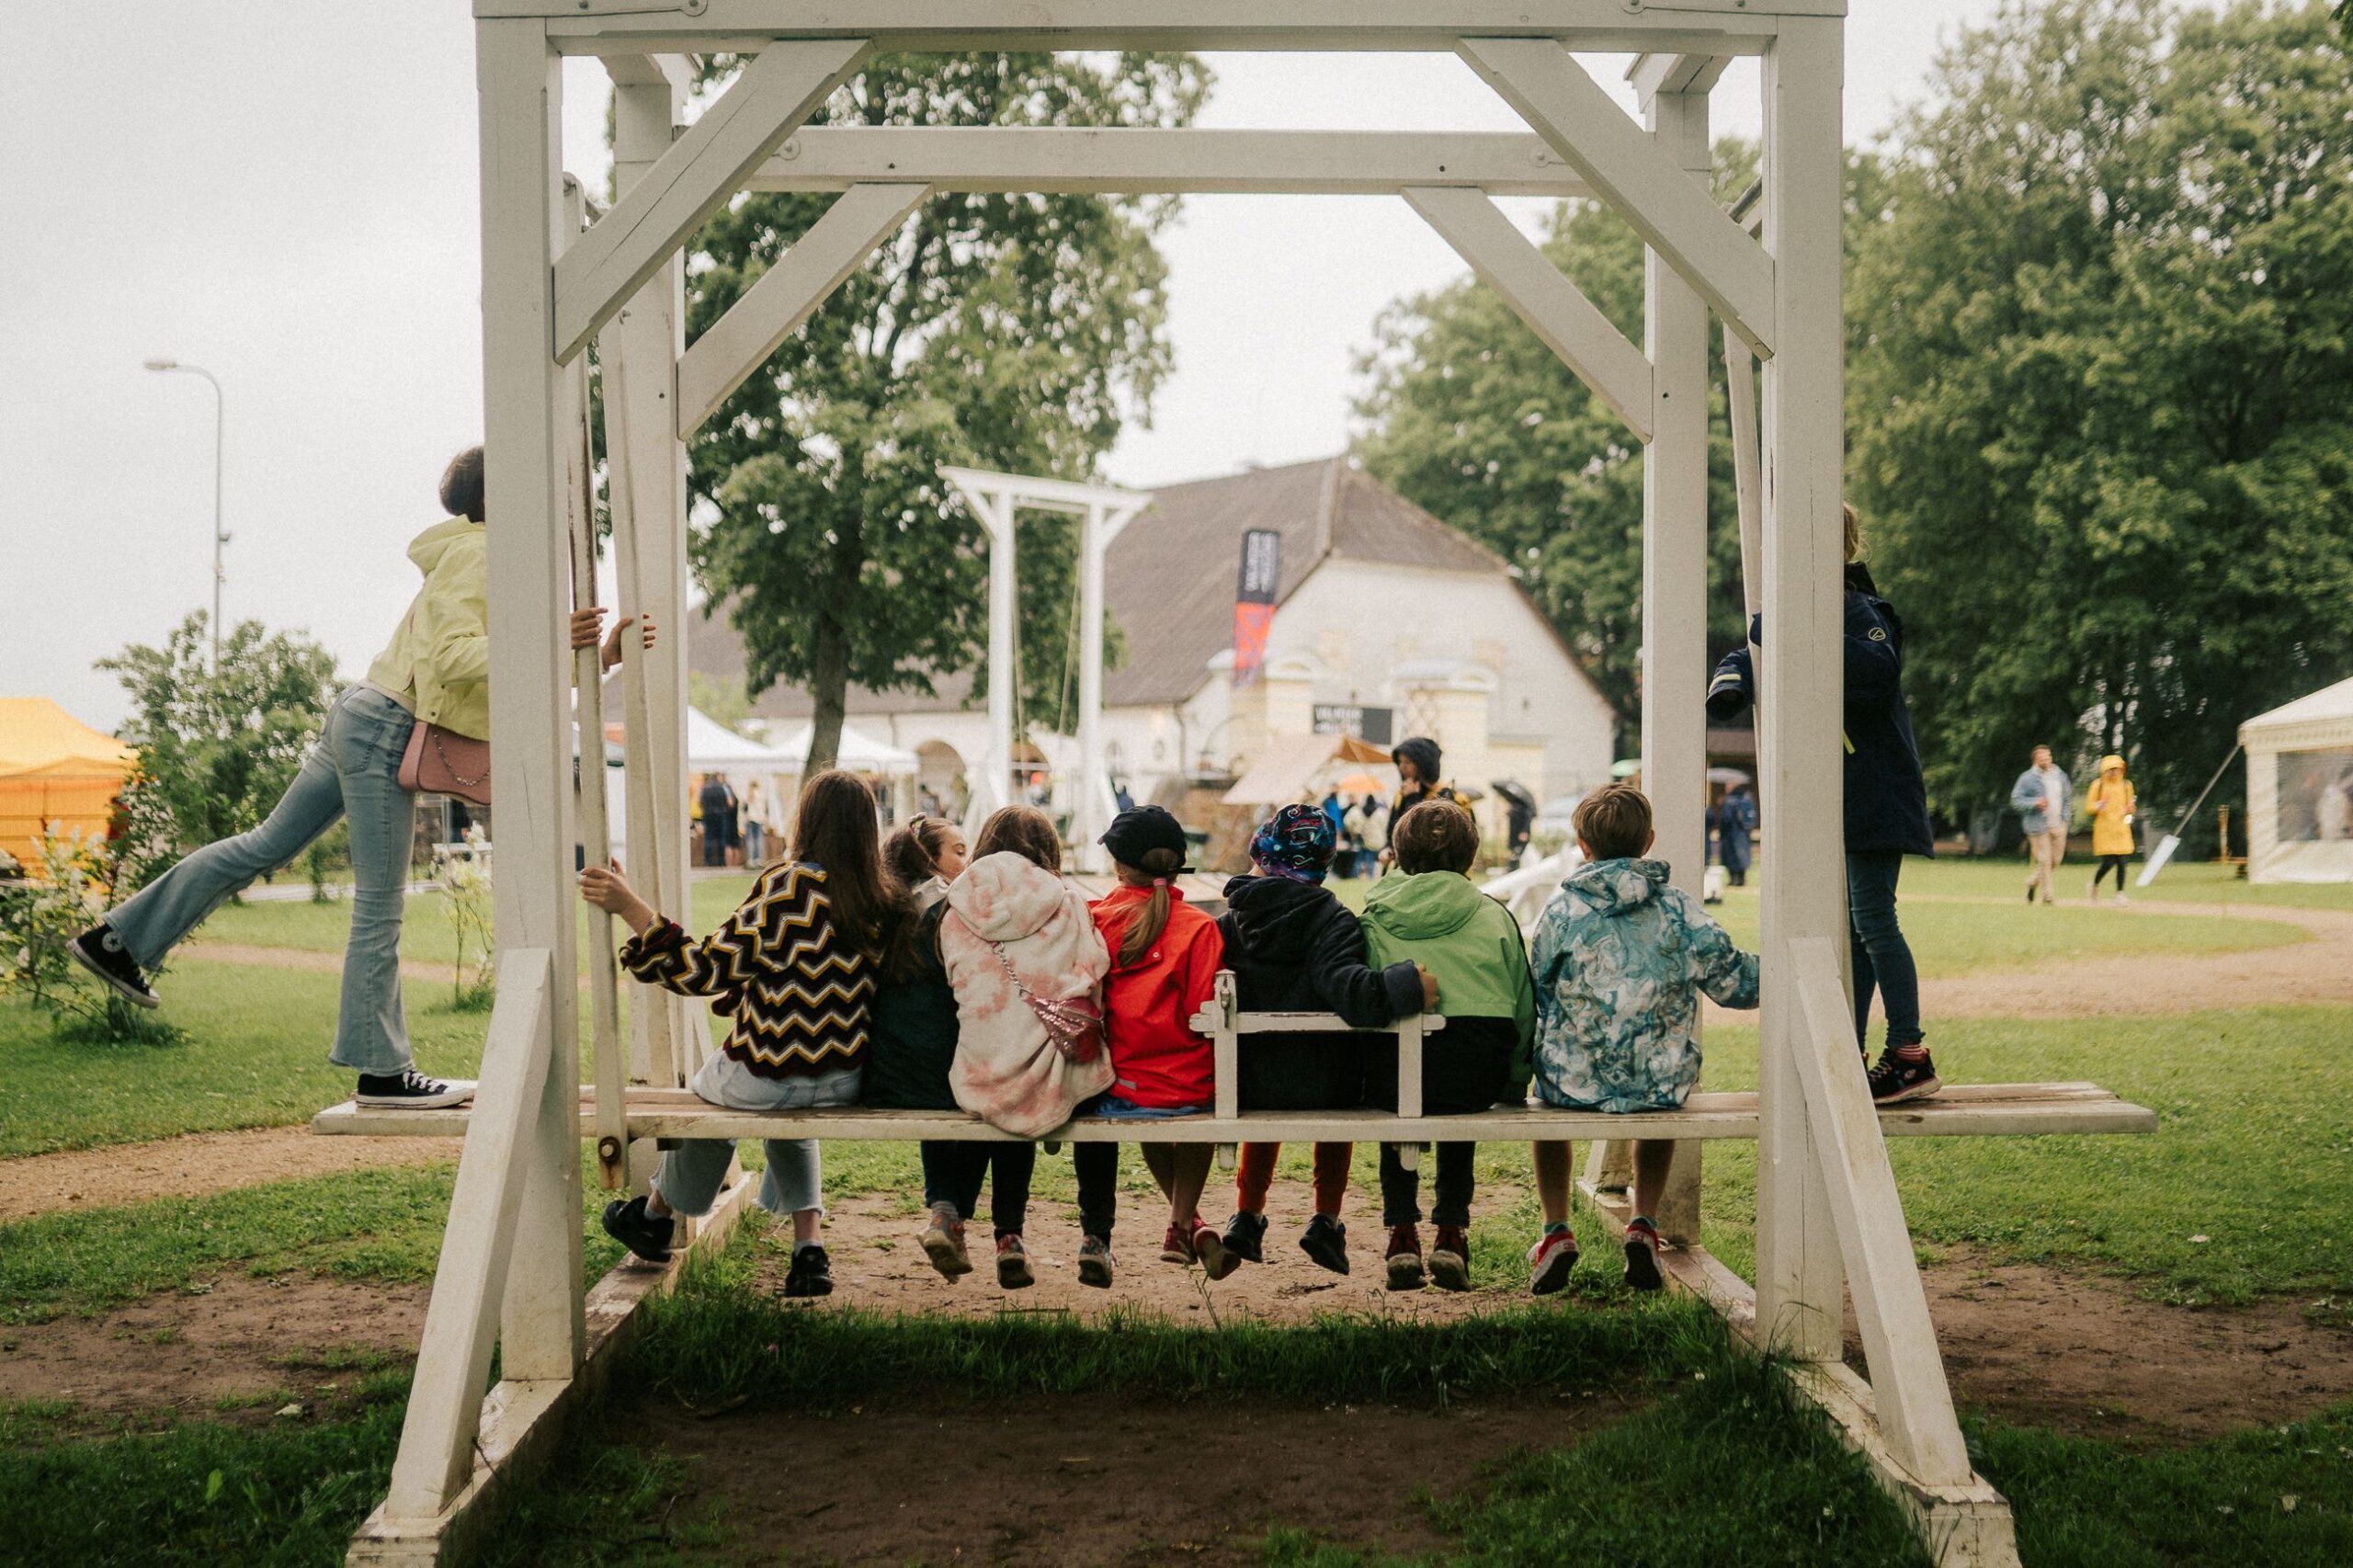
[320,7,2159,1564]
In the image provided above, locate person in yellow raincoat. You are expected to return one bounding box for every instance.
[2085,754,2137,904]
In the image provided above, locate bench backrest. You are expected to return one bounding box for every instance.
[1185,969,1448,1119]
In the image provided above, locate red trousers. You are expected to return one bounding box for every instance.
[1236,1142,1354,1217]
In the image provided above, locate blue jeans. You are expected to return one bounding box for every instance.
[1847,850,1924,1051]
[654,1059,861,1218]
[107,686,419,1074]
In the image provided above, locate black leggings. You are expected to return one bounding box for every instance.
[2094,854,2130,892]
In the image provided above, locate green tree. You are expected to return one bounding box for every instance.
[99,612,338,892]
[683,53,1206,772]
[1352,161,1760,750]
[1847,0,2353,837]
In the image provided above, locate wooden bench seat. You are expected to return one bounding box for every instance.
[312,1079,2155,1143]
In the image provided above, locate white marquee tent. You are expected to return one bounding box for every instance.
[2242,675,2353,883]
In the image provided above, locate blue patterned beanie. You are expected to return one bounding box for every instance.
[1251,804,1336,882]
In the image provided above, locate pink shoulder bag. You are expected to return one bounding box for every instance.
[991,943,1104,1065]
[398,722,493,807]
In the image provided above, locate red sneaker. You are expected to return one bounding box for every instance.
[1384,1223,1425,1291]
[1527,1228,1578,1295]
[1429,1224,1471,1292]
[1622,1217,1665,1292]
[1160,1221,1195,1265]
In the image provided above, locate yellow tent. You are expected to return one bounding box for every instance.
[0,698,137,868]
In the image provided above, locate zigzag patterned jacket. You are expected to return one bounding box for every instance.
[620,861,875,1079]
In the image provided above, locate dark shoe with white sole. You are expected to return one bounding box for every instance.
[355,1069,476,1108]
[68,926,158,1008]
[783,1244,835,1298]
[1867,1050,1942,1106]
[1621,1217,1665,1292]
[601,1195,676,1264]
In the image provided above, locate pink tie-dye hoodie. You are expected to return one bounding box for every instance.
[941,851,1116,1137]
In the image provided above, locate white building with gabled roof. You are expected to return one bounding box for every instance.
[677,457,1618,826]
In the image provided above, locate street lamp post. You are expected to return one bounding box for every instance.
[143,358,227,668]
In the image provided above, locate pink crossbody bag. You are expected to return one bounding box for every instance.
[398,722,493,806]
[990,942,1105,1065]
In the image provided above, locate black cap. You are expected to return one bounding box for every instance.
[1099,804,1191,869]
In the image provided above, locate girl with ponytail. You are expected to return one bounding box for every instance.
[1079,806,1233,1282]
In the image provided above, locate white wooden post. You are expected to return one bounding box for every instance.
[1074,498,1144,871]
[608,67,698,1088]
[978,491,1017,830]
[472,16,586,1390]
[1754,14,1848,1365]
[1639,84,1712,1249]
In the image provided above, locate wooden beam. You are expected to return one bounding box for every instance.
[1458,37,1777,358]
[1404,187,1654,441]
[381,950,551,1518]
[674,181,929,437]
[1627,51,1733,110]
[496,1,1827,56]
[1791,937,1974,1486]
[1753,12,1848,1366]
[752,128,1596,197]
[551,38,870,361]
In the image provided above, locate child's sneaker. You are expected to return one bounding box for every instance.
[67,925,158,1008]
[600,1195,675,1265]
[1528,1227,1578,1295]
[919,1200,972,1279]
[1299,1212,1350,1275]
[995,1233,1034,1290]
[1867,1048,1941,1105]
[1160,1221,1195,1265]
[1222,1209,1268,1265]
[1429,1225,1471,1292]
[783,1244,834,1299]
[1077,1234,1116,1290]
[1384,1224,1426,1291]
[1189,1219,1238,1281]
[1621,1216,1665,1292]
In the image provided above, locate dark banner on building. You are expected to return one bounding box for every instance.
[1313,703,1394,745]
[1233,528,1280,687]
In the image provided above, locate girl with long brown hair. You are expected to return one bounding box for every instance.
[583,768,904,1300]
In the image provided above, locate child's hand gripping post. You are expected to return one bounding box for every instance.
[579,859,657,936]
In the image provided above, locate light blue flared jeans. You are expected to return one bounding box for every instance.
[108,686,420,1074]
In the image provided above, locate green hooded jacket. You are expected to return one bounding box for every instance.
[1361,869,1536,1089]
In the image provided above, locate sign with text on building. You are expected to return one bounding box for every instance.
[1233,528,1280,687]
[1313,704,1394,745]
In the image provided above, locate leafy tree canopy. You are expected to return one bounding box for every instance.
[682,52,1206,770]
[1848,0,2353,829]
[98,612,338,890]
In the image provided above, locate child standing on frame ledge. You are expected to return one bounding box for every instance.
[1525,784,1759,1295]
[1083,805,1233,1282]
[585,768,901,1301]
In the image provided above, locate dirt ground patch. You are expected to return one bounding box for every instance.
[182,940,458,984]
[0,1126,457,1223]
[608,1391,1628,1566]
[0,1272,427,1429]
[1859,1248,2353,1444]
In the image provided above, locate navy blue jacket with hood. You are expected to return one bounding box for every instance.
[1704,563,1934,858]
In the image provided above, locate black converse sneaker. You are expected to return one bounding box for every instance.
[783,1244,835,1299]
[354,1068,477,1109]
[1867,1050,1942,1106]
[68,926,158,1008]
[1299,1211,1351,1275]
[601,1196,676,1264]
[1222,1209,1268,1265]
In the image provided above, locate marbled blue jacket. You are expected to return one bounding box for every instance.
[1530,858,1760,1113]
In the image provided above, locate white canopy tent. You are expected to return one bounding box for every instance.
[765,720,919,778]
[2242,675,2353,884]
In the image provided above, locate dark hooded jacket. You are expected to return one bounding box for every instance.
[1704,563,1935,858]
[1390,737,1468,824]
[861,901,960,1109]
[1216,874,1426,1110]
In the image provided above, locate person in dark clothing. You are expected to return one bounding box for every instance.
[1219,804,1436,1275]
[870,816,1040,1289]
[1705,505,1940,1105]
[1716,784,1757,886]
[697,774,735,868]
[1381,738,1468,869]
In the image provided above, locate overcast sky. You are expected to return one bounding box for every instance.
[3,4,2004,733]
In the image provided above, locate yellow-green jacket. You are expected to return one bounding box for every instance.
[367,517,489,740]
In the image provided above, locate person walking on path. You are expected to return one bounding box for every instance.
[1706,505,1939,1104]
[68,446,652,1108]
[1715,783,1757,887]
[2084,754,2137,903]
[2011,744,2074,905]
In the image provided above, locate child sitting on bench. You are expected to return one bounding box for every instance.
[1359,800,1534,1292]
[583,769,900,1301]
[1084,806,1233,1283]
[937,806,1115,1283]
[1526,783,1759,1294]
[1219,803,1436,1277]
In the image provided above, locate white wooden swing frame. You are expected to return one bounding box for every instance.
[330,6,2156,1563]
